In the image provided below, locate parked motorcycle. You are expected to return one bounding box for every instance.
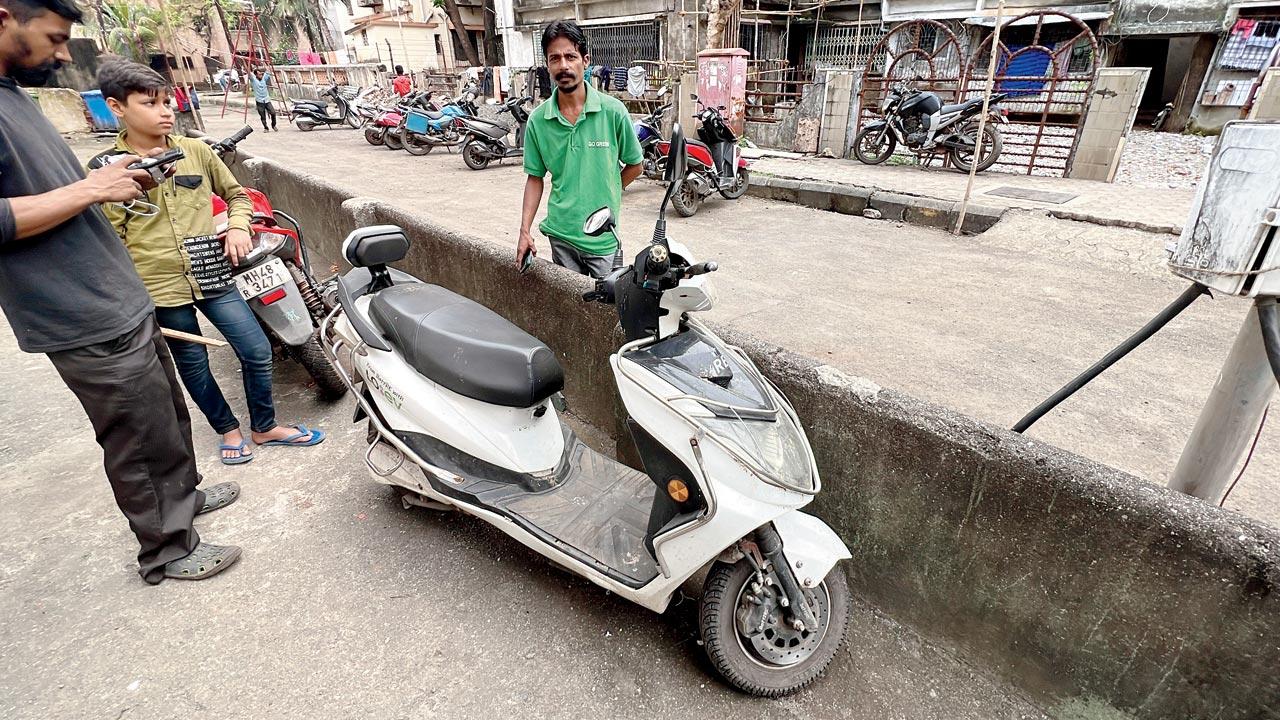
[292,84,362,131]
[208,127,347,399]
[399,89,474,156]
[635,87,671,180]
[657,94,750,217]
[853,82,1007,173]
[458,95,533,170]
[319,125,851,696]
[364,91,426,148]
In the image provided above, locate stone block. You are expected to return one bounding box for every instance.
[904,196,959,230]
[867,191,911,221]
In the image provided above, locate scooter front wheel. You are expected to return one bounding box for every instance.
[718,168,751,200]
[462,139,490,170]
[699,559,851,697]
[384,130,404,151]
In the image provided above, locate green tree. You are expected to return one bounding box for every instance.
[94,0,165,61]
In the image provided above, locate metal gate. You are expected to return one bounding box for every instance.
[857,20,966,134]
[535,20,662,68]
[964,11,1099,176]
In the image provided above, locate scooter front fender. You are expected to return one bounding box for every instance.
[771,510,851,589]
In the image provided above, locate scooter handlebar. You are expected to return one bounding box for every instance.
[227,125,253,145]
[685,261,718,277]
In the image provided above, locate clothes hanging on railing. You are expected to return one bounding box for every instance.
[627,66,648,97]
[1220,19,1280,72]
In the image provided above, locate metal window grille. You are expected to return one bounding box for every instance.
[535,21,662,68]
[806,23,888,69]
[739,21,785,60]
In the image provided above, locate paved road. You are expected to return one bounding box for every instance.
[189,111,1277,527]
[0,315,1045,719]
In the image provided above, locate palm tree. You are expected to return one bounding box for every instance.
[263,0,328,53]
[97,0,164,61]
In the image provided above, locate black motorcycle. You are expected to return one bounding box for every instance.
[853,83,1008,173]
[635,95,671,180]
[458,96,533,170]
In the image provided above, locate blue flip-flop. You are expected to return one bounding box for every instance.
[260,424,325,448]
[219,440,255,465]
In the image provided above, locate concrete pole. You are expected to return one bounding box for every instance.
[1168,304,1277,502]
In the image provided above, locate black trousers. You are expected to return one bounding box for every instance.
[256,100,277,130]
[47,315,202,584]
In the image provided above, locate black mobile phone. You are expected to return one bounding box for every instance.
[520,250,535,273]
[129,147,185,171]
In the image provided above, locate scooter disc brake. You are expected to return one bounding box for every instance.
[735,581,831,668]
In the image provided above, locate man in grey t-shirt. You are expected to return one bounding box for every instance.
[0,0,241,583]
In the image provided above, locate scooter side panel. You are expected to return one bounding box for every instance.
[356,343,565,475]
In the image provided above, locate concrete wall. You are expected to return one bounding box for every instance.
[744,75,827,152]
[223,148,1280,720]
[31,88,91,134]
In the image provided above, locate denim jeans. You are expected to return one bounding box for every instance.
[154,289,277,435]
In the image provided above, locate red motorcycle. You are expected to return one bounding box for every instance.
[656,95,751,217]
[365,102,407,149]
[205,127,346,399]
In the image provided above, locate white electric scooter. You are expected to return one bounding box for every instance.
[320,126,853,696]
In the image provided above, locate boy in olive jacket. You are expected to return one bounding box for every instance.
[92,59,325,466]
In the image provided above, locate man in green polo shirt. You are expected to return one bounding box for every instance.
[517,20,644,278]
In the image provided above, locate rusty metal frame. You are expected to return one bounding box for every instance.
[964,11,1100,176]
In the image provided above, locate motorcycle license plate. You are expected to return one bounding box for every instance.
[236,257,288,301]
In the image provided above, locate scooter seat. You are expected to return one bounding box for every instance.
[369,284,564,408]
[462,117,510,140]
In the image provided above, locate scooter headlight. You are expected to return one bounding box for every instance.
[697,398,816,493]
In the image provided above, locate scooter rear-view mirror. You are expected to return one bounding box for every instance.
[583,207,616,237]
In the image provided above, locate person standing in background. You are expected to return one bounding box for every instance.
[249,66,276,131]
[392,64,411,97]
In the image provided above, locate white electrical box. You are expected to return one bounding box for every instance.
[1169,121,1280,298]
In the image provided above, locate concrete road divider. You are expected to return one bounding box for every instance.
[229,151,1280,720]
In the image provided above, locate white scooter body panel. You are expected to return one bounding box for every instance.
[610,352,817,588]
[349,296,565,475]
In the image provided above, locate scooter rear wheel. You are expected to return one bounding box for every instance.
[700,559,851,697]
[287,331,348,401]
[462,139,490,170]
[295,118,316,132]
[364,126,385,146]
[384,130,404,151]
[402,129,433,156]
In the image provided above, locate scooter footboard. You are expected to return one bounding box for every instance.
[772,511,852,589]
